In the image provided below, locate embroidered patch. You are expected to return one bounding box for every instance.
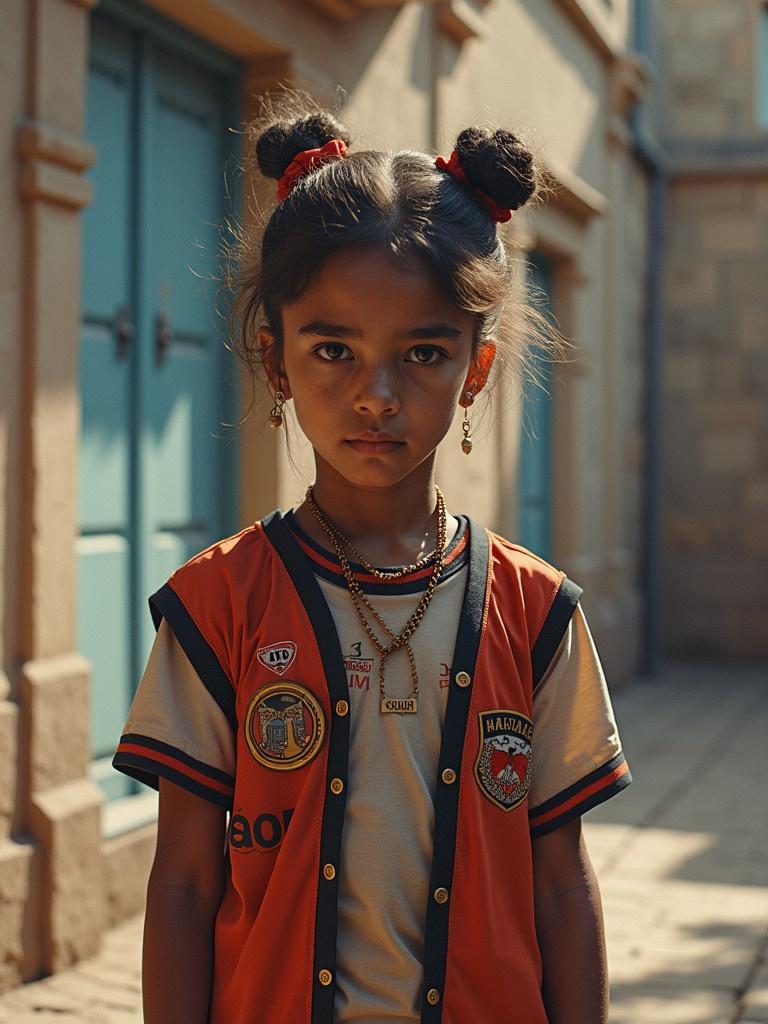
[474,709,533,812]
[257,641,297,676]
[245,682,325,771]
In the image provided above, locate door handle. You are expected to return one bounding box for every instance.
[114,306,135,359]
[155,311,173,365]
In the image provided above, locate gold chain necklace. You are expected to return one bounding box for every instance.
[305,486,447,714]
[306,496,440,581]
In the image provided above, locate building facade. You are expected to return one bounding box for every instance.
[1,0,762,992]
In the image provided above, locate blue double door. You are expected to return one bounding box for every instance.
[78,11,240,798]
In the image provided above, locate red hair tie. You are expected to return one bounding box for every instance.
[277,138,348,202]
[435,151,512,224]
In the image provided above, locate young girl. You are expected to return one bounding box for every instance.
[113,102,632,1024]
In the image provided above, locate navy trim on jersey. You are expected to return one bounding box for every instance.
[148,582,237,732]
[530,575,583,691]
[262,509,351,1024]
[421,518,490,1024]
[285,511,469,595]
[529,753,632,838]
[112,734,234,809]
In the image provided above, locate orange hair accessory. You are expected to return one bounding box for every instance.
[277,139,349,202]
[435,150,512,223]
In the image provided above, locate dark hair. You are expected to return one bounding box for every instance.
[227,93,572,422]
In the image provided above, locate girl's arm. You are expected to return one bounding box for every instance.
[143,778,227,1024]
[532,816,609,1024]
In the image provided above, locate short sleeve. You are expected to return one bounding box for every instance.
[528,602,631,837]
[112,617,236,808]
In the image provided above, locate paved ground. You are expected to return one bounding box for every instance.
[1,660,766,1023]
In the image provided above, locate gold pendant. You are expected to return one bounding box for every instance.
[380,696,418,714]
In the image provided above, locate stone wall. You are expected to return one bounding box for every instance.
[663,179,768,657]
[660,0,768,658]
[661,1,762,139]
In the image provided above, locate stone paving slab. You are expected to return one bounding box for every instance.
[0,662,766,1023]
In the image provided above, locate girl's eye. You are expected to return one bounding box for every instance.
[405,345,445,365]
[313,342,352,362]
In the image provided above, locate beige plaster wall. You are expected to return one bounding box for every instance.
[0,0,37,989]
[437,0,608,187]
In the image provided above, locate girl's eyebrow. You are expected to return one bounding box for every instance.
[297,320,464,340]
[298,320,357,338]
[407,323,463,341]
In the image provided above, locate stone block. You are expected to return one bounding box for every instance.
[721,606,768,658]
[664,352,706,393]
[745,478,768,508]
[725,260,768,302]
[754,181,768,215]
[666,262,717,307]
[739,308,768,350]
[0,703,17,839]
[744,351,768,391]
[676,307,738,351]
[671,180,747,217]
[20,652,91,794]
[670,105,729,138]
[741,520,768,555]
[699,217,764,255]
[700,400,763,431]
[0,838,36,992]
[103,824,155,928]
[662,516,716,552]
[30,779,105,973]
[728,30,753,71]
[705,355,743,392]
[689,4,743,34]
[669,40,724,78]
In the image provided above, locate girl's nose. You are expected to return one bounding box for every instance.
[353,366,400,417]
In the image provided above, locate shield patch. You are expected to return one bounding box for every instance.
[257,641,297,676]
[474,709,533,812]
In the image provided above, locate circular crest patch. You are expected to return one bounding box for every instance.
[474,709,533,812]
[245,682,325,771]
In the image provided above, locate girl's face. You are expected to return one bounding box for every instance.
[261,247,494,491]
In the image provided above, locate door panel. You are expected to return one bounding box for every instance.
[79,13,237,802]
[79,18,136,796]
[140,45,228,663]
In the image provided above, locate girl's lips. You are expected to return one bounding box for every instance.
[345,439,405,455]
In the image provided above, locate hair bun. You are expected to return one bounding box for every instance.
[454,127,537,212]
[255,112,352,181]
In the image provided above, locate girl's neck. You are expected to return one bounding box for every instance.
[293,457,457,567]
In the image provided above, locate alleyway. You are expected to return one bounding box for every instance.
[1,662,766,1024]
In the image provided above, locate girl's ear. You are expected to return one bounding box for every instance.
[258,327,292,399]
[459,340,496,406]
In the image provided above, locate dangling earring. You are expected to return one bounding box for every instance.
[461,391,474,454]
[268,390,286,429]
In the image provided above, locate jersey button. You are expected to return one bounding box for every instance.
[441,767,457,785]
[426,988,440,1005]
[335,699,349,716]
[329,777,344,795]
[455,671,471,688]
[433,886,449,904]
[318,969,333,986]
[323,863,336,881]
